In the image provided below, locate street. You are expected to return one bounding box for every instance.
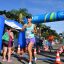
[0,43,64,64]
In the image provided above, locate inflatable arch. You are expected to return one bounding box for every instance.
[0,11,64,51]
[32,11,64,23]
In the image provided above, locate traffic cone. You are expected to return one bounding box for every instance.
[54,51,62,64]
[62,46,64,52]
[59,47,63,54]
[34,48,37,62]
[34,48,37,55]
[17,45,20,54]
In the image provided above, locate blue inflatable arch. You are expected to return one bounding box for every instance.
[0,11,64,51]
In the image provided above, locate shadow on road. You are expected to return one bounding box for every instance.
[12,53,29,64]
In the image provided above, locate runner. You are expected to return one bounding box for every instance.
[20,15,37,64]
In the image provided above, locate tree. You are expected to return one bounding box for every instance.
[9,8,31,22]
[0,10,6,15]
[0,8,31,23]
[36,24,60,39]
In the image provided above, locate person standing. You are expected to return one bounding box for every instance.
[2,27,14,62]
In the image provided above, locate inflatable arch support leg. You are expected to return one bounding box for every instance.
[0,15,5,52]
[18,31,26,48]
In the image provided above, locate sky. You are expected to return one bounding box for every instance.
[0,0,64,34]
[43,21,64,34]
[0,0,64,15]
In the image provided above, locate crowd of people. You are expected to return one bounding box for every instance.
[1,15,64,64]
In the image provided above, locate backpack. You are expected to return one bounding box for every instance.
[2,32,9,41]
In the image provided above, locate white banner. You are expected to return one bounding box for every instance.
[5,20,22,29]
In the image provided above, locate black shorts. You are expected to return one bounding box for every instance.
[2,40,9,47]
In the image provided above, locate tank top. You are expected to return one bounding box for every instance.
[25,24,35,38]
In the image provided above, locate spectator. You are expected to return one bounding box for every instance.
[2,27,14,62]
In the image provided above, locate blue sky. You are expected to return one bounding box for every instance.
[0,0,64,15]
[0,0,64,33]
[43,21,64,34]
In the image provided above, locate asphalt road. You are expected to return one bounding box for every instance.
[0,43,64,64]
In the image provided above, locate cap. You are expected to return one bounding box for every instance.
[26,15,32,19]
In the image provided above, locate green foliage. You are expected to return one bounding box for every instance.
[0,8,31,22]
[36,24,60,39]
